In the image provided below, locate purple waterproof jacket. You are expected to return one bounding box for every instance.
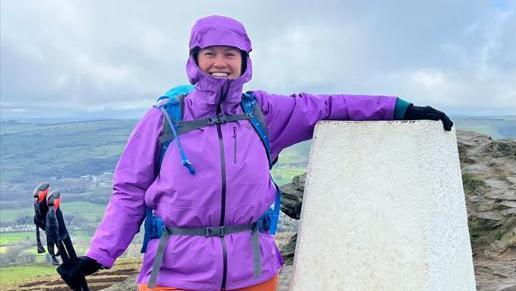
[87,15,400,290]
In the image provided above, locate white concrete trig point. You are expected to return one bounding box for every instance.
[289,120,476,291]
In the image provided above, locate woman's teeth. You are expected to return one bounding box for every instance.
[210,72,229,78]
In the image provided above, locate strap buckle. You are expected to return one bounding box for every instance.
[204,115,229,125]
[204,226,225,237]
[217,115,228,123]
[204,117,216,125]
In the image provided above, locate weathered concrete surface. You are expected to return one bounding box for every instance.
[289,120,476,291]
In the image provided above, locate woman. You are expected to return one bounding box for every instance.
[58,15,452,291]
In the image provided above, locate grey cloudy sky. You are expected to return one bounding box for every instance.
[1,0,515,120]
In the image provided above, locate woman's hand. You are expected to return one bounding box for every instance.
[57,256,102,290]
[405,105,454,131]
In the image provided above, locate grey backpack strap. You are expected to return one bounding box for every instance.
[178,113,249,134]
[147,228,171,288]
[147,222,263,287]
[161,113,250,145]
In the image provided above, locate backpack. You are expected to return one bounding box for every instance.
[140,85,281,253]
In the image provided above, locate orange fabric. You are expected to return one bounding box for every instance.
[138,273,279,291]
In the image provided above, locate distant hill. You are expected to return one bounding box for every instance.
[0,116,514,216]
[2,116,513,184]
[1,120,136,184]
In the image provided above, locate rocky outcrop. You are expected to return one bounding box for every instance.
[279,130,516,290]
[458,131,516,257]
[280,174,306,220]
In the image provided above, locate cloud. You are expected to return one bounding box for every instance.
[1,0,515,119]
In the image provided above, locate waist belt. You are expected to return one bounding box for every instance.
[148,222,264,288]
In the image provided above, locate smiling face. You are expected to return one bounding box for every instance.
[197,46,242,79]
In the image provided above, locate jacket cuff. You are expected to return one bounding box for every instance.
[394,97,412,120]
[86,249,115,269]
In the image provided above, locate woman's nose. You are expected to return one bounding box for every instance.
[213,55,227,68]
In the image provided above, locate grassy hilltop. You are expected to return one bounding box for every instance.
[0,116,514,289]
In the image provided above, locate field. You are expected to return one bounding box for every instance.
[0,232,33,246]
[0,201,107,223]
[0,259,142,290]
[0,264,57,288]
[272,140,311,186]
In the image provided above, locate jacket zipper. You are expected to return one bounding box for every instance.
[233,127,237,164]
[217,85,229,290]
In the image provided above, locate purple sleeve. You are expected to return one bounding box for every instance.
[252,91,397,160]
[86,108,163,268]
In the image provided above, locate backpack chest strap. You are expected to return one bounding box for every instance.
[177,113,250,135]
[159,113,250,145]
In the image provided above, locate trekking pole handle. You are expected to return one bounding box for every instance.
[47,190,61,208]
[33,182,50,201]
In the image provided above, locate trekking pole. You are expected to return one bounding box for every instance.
[33,183,50,255]
[47,190,90,291]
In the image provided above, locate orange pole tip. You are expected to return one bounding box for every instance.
[54,198,60,209]
[38,189,49,202]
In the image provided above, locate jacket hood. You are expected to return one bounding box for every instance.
[188,15,252,53]
[185,15,253,116]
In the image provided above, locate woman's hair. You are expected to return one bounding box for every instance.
[241,51,248,74]
[191,47,201,63]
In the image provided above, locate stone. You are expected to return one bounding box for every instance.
[278,130,516,290]
[101,274,137,291]
[289,120,476,291]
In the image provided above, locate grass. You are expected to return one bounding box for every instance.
[0,258,142,290]
[0,264,57,288]
[270,140,310,186]
[58,201,106,222]
[0,201,106,223]
[272,167,306,186]
[0,232,33,246]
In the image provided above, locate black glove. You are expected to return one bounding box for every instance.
[57,256,102,290]
[404,105,453,131]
